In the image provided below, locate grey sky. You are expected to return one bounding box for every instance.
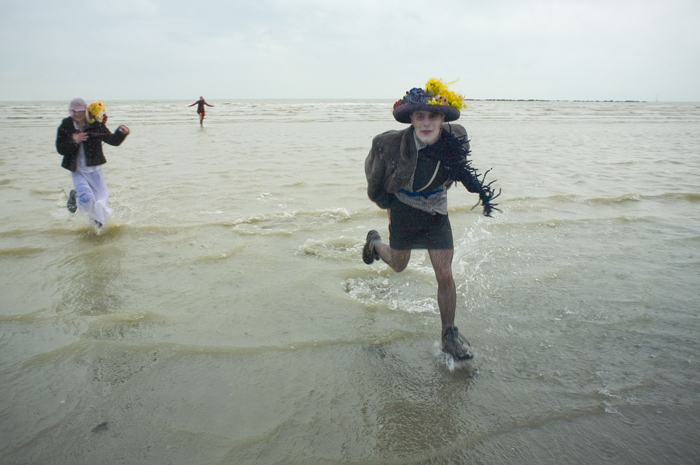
[1,0,698,101]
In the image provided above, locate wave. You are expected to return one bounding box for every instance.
[0,207,357,239]
[505,192,699,205]
[0,222,133,237]
[81,309,171,342]
[666,234,700,244]
[19,327,420,368]
[588,193,641,204]
[487,215,659,231]
[227,208,351,235]
[586,192,699,204]
[0,311,44,323]
[298,236,362,261]
[0,306,166,331]
[1,220,209,238]
[343,274,439,315]
[652,192,700,202]
[0,246,44,256]
[192,244,246,263]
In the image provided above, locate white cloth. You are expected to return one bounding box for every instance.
[72,120,98,173]
[75,142,99,173]
[71,119,110,224]
[71,168,112,225]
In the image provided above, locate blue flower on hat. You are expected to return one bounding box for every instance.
[404,88,429,104]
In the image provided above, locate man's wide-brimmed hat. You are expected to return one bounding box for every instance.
[392,78,465,124]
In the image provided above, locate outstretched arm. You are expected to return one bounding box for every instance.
[92,124,129,146]
[443,124,501,217]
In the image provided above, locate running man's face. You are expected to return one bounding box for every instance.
[410,111,445,145]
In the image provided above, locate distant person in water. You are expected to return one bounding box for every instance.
[189,96,214,126]
[363,79,500,361]
[55,98,130,228]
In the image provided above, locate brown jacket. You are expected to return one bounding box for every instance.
[364,123,469,208]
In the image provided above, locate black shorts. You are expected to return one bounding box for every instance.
[389,197,453,250]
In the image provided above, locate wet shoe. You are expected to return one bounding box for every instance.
[442,327,474,360]
[362,230,381,264]
[67,190,77,213]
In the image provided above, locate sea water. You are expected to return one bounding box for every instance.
[1,99,699,464]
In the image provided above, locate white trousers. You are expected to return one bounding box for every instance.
[71,168,113,225]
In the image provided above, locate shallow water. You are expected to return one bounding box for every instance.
[1,99,699,464]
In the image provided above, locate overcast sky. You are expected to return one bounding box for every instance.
[1,0,698,102]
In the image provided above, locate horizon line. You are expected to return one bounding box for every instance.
[2,97,693,104]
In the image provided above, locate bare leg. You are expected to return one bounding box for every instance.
[373,240,411,272]
[371,207,411,272]
[428,248,456,330]
[430,248,473,359]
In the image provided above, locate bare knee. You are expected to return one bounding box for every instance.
[387,249,410,272]
[392,261,408,273]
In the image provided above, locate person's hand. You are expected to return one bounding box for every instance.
[387,207,391,224]
[118,125,130,135]
[72,132,88,143]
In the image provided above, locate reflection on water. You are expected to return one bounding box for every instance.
[365,342,477,459]
[55,229,125,316]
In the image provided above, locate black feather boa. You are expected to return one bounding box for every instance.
[419,130,501,217]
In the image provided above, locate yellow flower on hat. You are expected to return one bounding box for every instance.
[87,100,106,123]
[425,78,465,110]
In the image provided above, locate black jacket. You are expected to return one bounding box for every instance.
[55,117,128,172]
